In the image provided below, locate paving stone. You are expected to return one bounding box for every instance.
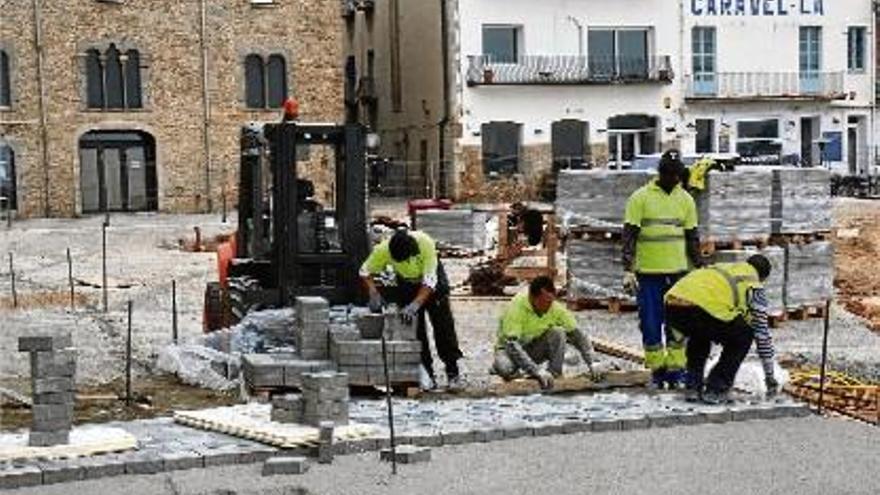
[589,418,623,432]
[79,455,127,480]
[0,465,43,490]
[31,351,77,377]
[561,420,592,434]
[33,377,75,395]
[33,391,76,405]
[701,409,734,424]
[440,430,476,445]
[532,423,565,437]
[731,407,766,422]
[410,433,443,447]
[647,414,682,428]
[619,416,652,430]
[380,445,432,464]
[473,428,504,443]
[19,334,72,353]
[262,457,310,476]
[37,461,85,485]
[160,451,204,471]
[502,425,533,439]
[124,453,164,475]
[202,448,246,467]
[339,438,379,454]
[28,430,69,446]
[235,445,277,464]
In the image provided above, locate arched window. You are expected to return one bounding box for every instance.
[266,55,287,109]
[1,50,12,107]
[245,53,287,109]
[85,45,143,110]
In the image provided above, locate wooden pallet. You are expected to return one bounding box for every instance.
[769,231,833,246]
[785,304,828,321]
[567,227,623,242]
[700,236,770,256]
[567,297,637,314]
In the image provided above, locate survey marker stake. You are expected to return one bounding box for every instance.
[380,314,398,475]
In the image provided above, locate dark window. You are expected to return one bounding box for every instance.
[482,25,519,63]
[588,30,615,78]
[245,53,287,109]
[266,55,287,108]
[125,50,142,109]
[105,45,124,109]
[0,50,10,107]
[589,29,649,79]
[848,27,866,72]
[85,45,142,110]
[551,120,590,170]
[245,54,265,109]
[738,119,779,139]
[482,121,521,176]
[86,49,104,108]
[695,119,715,153]
[737,119,782,163]
[0,144,15,210]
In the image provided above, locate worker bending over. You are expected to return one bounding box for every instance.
[360,229,464,391]
[623,149,702,389]
[664,254,780,404]
[492,276,596,390]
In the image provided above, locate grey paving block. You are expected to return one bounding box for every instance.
[28,430,69,446]
[33,403,74,422]
[37,461,85,485]
[339,438,379,454]
[124,453,164,475]
[160,451,204,471]
[502,425,533,439]
[411,433,443,447]
[701,409,734,424]
[440,430,476,445]
[731,407,766,422]
[647,414,681,428]
[301,371,349,390]
[302,386,349,402]
[532,423,565,437]
[620,416,652,431]
[271,407,303,424]
[33,377,75,395]
[589,418,623,432]
[202,448,245,467]
[31,350,77,378]
[78,455,127,480]
[774,403,811,418]
[235,445,277,464]
[33,391,75,405]
[262,457,309,476]
[19,334,73,352]
[0,465,43,490]
[561,420,592,434]
[380,445,431,464]
[473,428,504,443]
[675,413,706,426]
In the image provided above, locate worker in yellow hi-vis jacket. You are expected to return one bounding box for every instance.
[622,149,702,390]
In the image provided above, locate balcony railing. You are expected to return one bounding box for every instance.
[686,72,846,100]
[466,55,674,86]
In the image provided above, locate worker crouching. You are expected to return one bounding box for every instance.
[664,254,780,404]
[360,229,464,391]
[492,276,597,390]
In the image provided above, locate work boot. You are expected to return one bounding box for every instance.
[648,370,667,391]
[665,369,688,390]
[418,364,437,392]
[446,374,465,392]
[701,389,732,405]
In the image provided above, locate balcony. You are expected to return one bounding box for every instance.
[686,72,846,101]
[466,55,674,86]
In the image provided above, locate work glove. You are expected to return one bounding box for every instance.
[536,370,555,390]
[368,289,384,313]
[765,375,780,399]
[623,271,639,296]
[400,302,420,325]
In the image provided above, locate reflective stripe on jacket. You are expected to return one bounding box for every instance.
[624,181,698,274]
[665,262,762,323]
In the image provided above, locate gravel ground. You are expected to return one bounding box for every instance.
[0,213,235,386]
[5,416,877,495]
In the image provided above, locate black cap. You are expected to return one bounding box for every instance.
[747,254,772,281]
[658,149,684,174]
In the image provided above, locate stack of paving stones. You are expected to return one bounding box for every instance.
[770,167,832,234]
[330,310,421,386]
[784,241,834,309]
[294,297,331,360]
[566,238,632,302]
[414,208,490,251]
[269,372,350,427]
[555,169,656,229]
[241,353,335,391]
[18,334,76,447]
[696,168,773,242]
[713,246,786,316]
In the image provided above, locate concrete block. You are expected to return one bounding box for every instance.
[124,453,164,475]
[646,414,680,428]
[561,420,592,434]
[262,457,309,476]
[235,445,277,464]
[37,461,84,485]
[242,354,285,388]
[0,465,43,490]
[272,394,303,409]
[340,438,379,454]
[440,430,476,445]
[502,425,533,439]
[283,360,335,387]
[774,403,811,418]
[532,423,565,437]
[31,350,77,378]
[356,314,384,339]
[380,445,431,464]
[301,371,349,390]
[79,455,127,480]
[302,386,349,402]
[731,407,767,422]
[28,430,69,446]
[473,428,504,443]
[411,434,443,447]
[202,448,246,467]
[271,408,303,424]
[33,377,75,395]
[589,418,622,432]
[620,416,652,430]
[32,404,74,422]
[33,391,75,405]
[160,451,204,471]
[18,334,72,353]
[701,409,734,424]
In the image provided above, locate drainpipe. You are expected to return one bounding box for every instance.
[199,0,214,212]
[438,0,451,198]
[32,0,50,216]
[566,16,584,57]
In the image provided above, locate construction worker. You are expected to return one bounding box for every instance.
[664,254,780,404]
[622,149,702,389]
[360,229,464,391]
[492,276,597,390]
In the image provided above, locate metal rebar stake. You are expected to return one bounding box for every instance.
[172,280,178,344]
[66,247,74,310]
[8,252,16,308]
[818,299,832,415]
[380,329,398,475]
[125,300,133,406]
[102,220,108,313]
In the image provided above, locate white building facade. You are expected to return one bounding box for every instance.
[450,0,876,196]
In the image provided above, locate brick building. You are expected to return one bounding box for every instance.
[0,0,344,218]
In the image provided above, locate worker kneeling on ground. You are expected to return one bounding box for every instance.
[492,276,597,390]
[664,254,780,404]
[360,229,464,391]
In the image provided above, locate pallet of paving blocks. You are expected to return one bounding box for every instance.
[770,167,832,235]
[696,168,773,252]
[242,353,336,394]
[270,371,350,427]
[783,240,834,318]
[331,313,421,387]
[555,169,656,231]
[565,238,635,312]
[294,297,330,360]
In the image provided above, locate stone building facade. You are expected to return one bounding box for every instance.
[0,0,344,218]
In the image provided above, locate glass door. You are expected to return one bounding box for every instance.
[799,27,822,94]
[692,27,716,95]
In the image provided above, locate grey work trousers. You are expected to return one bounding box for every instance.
[493,328,593,379]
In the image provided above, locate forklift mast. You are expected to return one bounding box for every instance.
[233,122,370,307]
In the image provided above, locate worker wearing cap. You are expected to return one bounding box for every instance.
[360,229,463,391]
[492,276,597,390]
[622,149,702,389]
[664,255,780,404]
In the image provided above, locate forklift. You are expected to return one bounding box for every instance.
[203,117,371,331]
